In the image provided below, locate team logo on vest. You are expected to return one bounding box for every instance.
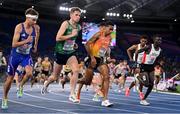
[21,33,26,37]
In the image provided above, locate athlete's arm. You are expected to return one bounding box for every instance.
[34,62,38,69]
[154,50,164,66]
[32,24,40,53]
[106,48,116,63]
[56,21,78,41]
[127,44,137,61]
[113,65,119,74]
[136,45,150,54]
[49,62,52,72]
[2,57,7,66]
[127,65,131,72]
[85,32,100,58]
[12,24,33,47]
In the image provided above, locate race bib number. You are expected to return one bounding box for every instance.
[98,47,107,57]
[147,55,156,64]
[63,40,75,51]
[16,44,32,54]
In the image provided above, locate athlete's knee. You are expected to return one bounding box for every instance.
[72,68,79,75]
[5,76,14,83]
[102,75,110,81]
[26,71,33,77]
[48,74,57,81]
[149,82,154,87]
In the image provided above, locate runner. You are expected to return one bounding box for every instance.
[41,56,52,81]
[31,57,42,88]
[77,21,114,107]
[41,7,81,103]
[125,35,148,99]
[1,7,40,109]
[137,35,163,105]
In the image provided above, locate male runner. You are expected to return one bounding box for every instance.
[1,7,40,109]
[41,7,81,103]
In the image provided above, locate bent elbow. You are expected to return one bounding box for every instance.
[56,35,63,41]
[12,43,17,48]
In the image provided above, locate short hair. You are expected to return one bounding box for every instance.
[98,22,106,27]
[105,21,114,26]
[152,34,162,41]
[140,35,148,40]
[70,7,81,14]
[25,8,39,16]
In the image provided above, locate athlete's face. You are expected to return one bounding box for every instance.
[37,57,42,62]
[154,37,162,45]
[70,11,81,23]
[105,25,113,35]
[44,57,49,61]
[123,61,127,65]
[27,17,37,25]
[99,26,105,32]
[140,38,148,46]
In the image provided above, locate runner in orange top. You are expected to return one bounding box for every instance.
[77,21,114,107]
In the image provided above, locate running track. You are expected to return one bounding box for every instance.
[0,83,180,114]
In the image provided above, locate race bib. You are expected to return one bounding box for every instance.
[98,47,107,57]
[147,55,156,64]
[16,44,32,54]
[63,40,75,51]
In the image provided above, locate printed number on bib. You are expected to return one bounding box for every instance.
[16,44,32,54]
[63,40,75,51]
[98,47,107,57]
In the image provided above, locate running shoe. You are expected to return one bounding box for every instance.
[69,94,80,103]
[41,86,48,95]
[1,99,8,109]
[101,100,113,107]
[17,87,23,98]
[92,94,101,102]
[140,100,150,106]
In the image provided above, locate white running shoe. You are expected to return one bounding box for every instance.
[101,100,113,107]
[140,100,150,106]
[69,95,80,103]
[41,86,48,95]
[1,99,8,109]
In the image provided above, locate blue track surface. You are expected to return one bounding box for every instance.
[0,83,180,114]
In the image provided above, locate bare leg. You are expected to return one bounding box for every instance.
[67,56,79,96]
[98,64,110,101]
[3,76,14,99]
[44,62,62,88]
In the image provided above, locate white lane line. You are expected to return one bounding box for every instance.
[24,91,141,113]
[102,92,180,106]
[153,91,180,96]
[0,98,75,114]
[50,88,180,107]
[108,90,180,100]
[105,90,180,102]
[49,89,180,112]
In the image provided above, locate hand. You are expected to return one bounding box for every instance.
[22,44,29,49]
[25,36,33,43]
[71,29,78,37]
[32,46,37,53]
[130,58,134,62]
[73,43,78,49]
[144,45,150,50]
